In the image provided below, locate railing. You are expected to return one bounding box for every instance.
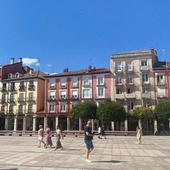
[27,97,36,102]
[49,86,56,90]
[47,97,56,102]
[140,65,149,71]
[115,93,125,99]
[125,93,136,98]
[28,85,35,91]
[18,98,26,102]
[0,87,7,92]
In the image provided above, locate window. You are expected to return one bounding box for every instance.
[157,75,164,84]
[128,102,134,111]
[116,89,121,94]
[29,92,34,100]
[49,91,55,100]
[28,104,33,113]
[60,91,66,99]
[72,78,78,87]
[60,78,66,87]
[141,60,148,66]
[116,76,121,83]
[115,62,122,71]
[83,77,90,86]
[2,83,6,89]
[10,82,15,90]
[127,62,132,70]
[15,73,20,78]
[97,76,104,85]
[49,104,55,112]
[1,105,5,112]
[72,90,78,98]
[83,89,90,98]
[20,81,24,86]
[29,80,34,85]
[8,73,13,79]
[18,105,23,113]
[127,75,133,83]
[50,79,55,88]
[10,94,14,102]
[2,94,6,101]
[97,87,104,97]
[142,74,149,83]
[19,93,24,99]
[9,105,13,113]
[127,88,132,94]
[60,103,66,112]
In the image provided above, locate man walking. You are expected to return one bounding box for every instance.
[84,120,94,162]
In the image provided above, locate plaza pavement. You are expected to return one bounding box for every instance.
[0,135,170,170]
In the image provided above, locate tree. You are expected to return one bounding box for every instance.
[70,101,97,120]
[154,100,170,120]
[129,107,154,120]
[97,99,126,122]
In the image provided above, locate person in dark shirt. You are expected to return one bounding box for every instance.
[84,120,94,162]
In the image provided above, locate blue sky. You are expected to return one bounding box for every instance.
[0,0,170,73]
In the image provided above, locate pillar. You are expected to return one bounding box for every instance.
[23,117,26,132]
[91,119,94,132]
[67,117,70,131]
[5,116,9,130]
[124,119,128,131]
[44,116,47,130]
[13,116,17,132]
[111,121,115,131]
[154,119,158,135]
[79,118,82,131]
[33,116,36,132]
[55,116,59,130]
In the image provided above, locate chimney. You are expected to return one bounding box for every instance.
[10,58,14,64]
[64,68,69,73]
[18,58,22,63]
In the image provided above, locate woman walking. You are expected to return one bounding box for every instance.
[136,125,142,144]
[55,126,63,150]
[38,125,46,148]
[45,124,53,148]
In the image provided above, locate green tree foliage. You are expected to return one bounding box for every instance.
[97,99,126,122]
[130,106,154,119]
[70,101,97,120]
[154,100,170,120]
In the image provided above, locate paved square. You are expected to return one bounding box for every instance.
[0,135,170,170]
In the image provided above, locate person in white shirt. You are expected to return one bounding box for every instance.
[55,126,63,150]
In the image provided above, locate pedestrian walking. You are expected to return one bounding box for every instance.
[101,126,106,139]
[55,126,63,150]
[37,125,46,148]
[98,126,102,139]
[45,124,53,148]
[84,120,94,162]
[136,125,142,144]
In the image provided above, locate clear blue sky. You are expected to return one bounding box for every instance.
[0,0,170,73]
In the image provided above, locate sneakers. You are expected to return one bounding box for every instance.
[86,159,92,163]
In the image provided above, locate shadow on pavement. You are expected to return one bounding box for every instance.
[92,160,124,163]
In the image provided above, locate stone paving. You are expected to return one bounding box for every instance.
[0,135,170,170]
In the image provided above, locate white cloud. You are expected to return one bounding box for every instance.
[22,58,40,66]
[47,64,52,67]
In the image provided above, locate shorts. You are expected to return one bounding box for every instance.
[84,139,94,150]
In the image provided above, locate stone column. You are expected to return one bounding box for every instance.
[23,117,26,132]
[44,116,47,130]
[91,119,94,132]
[124,119,128,131]
[67,117,70,131]
[154,119,158,135]
[32,116,36,132]
[55,116,59,130]
[5,116,9,130]
[111,121,115,131]
[79,118,82,131]
[13,116,18,132]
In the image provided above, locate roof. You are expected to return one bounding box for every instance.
[46,67,110,78]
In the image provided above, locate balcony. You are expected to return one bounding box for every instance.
[71,95,79,100]
[60,84,67,89]
[140,65,149,71]
[27,97,36,103]
[8,99,16,104]
[97,83,105,87]
[28,85,35,91]
[115,93,125,100]
[157,93,166,98]
[18,98,26,103]
[126,80,134,86]
[59,96,67,101]
[115,68,124,74]
[126,66,134,72]
[27,110,35,114]
[19,85,26,91]
[48,96,56,102]
[0,87,7,92]
[0,99,7,104]
[8,87,16,92]
[50,85,56,90]
[7,110,14,115]
[16,110,25,115]
[142,92,151,99]
[72,83,78,88]
[157,81,165,86]
[82,83,91,88]
[125,93,136,98]
[115,80,124,86]
[142,81,150,85]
